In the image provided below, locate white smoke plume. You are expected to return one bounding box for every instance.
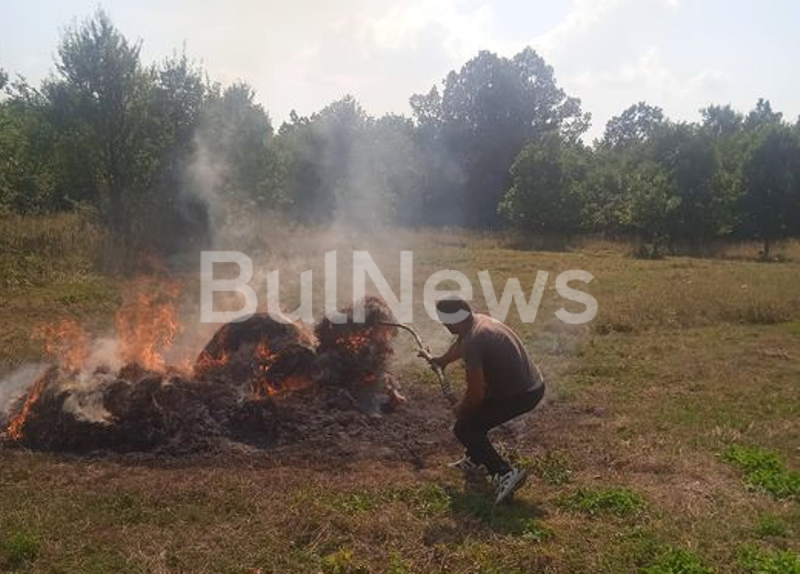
[0,363,47,418]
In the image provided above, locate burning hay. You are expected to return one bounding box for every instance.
[1,295,412,455]
[4,364,273,453]
[314,296,405,415]
[195,312,316,397]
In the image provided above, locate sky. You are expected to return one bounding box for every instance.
[1,0,798,140]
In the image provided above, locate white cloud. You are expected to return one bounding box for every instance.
[533,0,689,57]
[535,0,624,57]
[567,47,729,138]
[370,0,496,61]
[572,48,728,99]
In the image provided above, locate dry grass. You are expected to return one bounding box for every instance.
[1,215,799,573]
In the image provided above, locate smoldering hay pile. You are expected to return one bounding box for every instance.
[0,296,416,455]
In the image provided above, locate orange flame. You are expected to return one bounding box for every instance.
[334,325,395,386]
[114,277,182,371]
[194,349,231,373]
[33,319,90,372]
[6,373,48,441]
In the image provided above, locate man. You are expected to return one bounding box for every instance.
[431,296,545,504]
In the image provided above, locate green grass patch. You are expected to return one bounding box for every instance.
[387,483,452,518]
[319,482,552,540]
[388,551,410,574]
[445,487,552,539]
[754,515,788,538]
[1,528,41,570]
[641,548,713,574]
[330,492,376,515]
[559,487,646,518]
[722,444,800,499]
[517,452,572,485]
[782,320,800,339]
[739,546,800,574]
[321,548,369,574]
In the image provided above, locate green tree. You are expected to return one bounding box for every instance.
[499,133,590,238]
[277,96,368,223]
[412,48,590,227]
[739,125,800,258]
[649,123,730,247]
[602,102,665,149]
[141,52,211,252]
[744,98,782,130]
[700,104,743,139]
[43,9,150,231]
[699,104,747,232]
[625,161,680,256]
[197,81,280,211]
[0,80,57,213]
[580,148,632,236]
[341,113,423,228]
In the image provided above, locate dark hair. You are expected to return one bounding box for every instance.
[435,296,472,316]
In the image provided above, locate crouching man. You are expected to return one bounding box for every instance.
[431,296,545,503]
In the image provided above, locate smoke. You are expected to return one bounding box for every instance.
[0,364,47,418]
[182,134,228,243]
[0,338,125,426]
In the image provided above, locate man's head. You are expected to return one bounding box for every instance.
[435,296,473,335]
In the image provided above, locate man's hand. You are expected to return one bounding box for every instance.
[427,354,448,370]
[425,338,462,371]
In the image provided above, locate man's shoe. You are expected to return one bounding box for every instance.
[448,456,483,473]
[492,467,527,504]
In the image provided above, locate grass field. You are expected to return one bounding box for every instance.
[1,215,799,574]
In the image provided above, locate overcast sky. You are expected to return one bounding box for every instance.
[1,0,798,140]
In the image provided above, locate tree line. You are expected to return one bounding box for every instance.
[1,10,799,257]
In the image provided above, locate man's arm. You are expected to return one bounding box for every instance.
[431,338,462,369]
[456,366,485,418]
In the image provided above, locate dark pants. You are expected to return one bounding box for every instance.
[453,385,545,475]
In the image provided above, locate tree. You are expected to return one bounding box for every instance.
[43,9,150,231]
[0,80,58,213]
[739,125,800,258]
[603,102,665,149]
[744,98,782,131]
[152,51,206,157]
[180,80,285,248]
[649,123,730,246]
[342,113,423,228]
[699,104,747,231]
[277,96,367,223]
[142,52,211,252]
[700,104,743,139]
[580,148,632,236]
[411,47,590,227]
[624,161,680,256]
[499,133,590,238]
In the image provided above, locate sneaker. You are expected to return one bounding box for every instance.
[448,456,483,473]
[492,467,528,504]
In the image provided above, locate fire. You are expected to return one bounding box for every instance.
[194,349,231,372]
[256,375,310,397]
[114,277,182,371]
[335,325,393,355]
[6,372,47,441]
[33,319,90,372]
[251,339,309,397]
